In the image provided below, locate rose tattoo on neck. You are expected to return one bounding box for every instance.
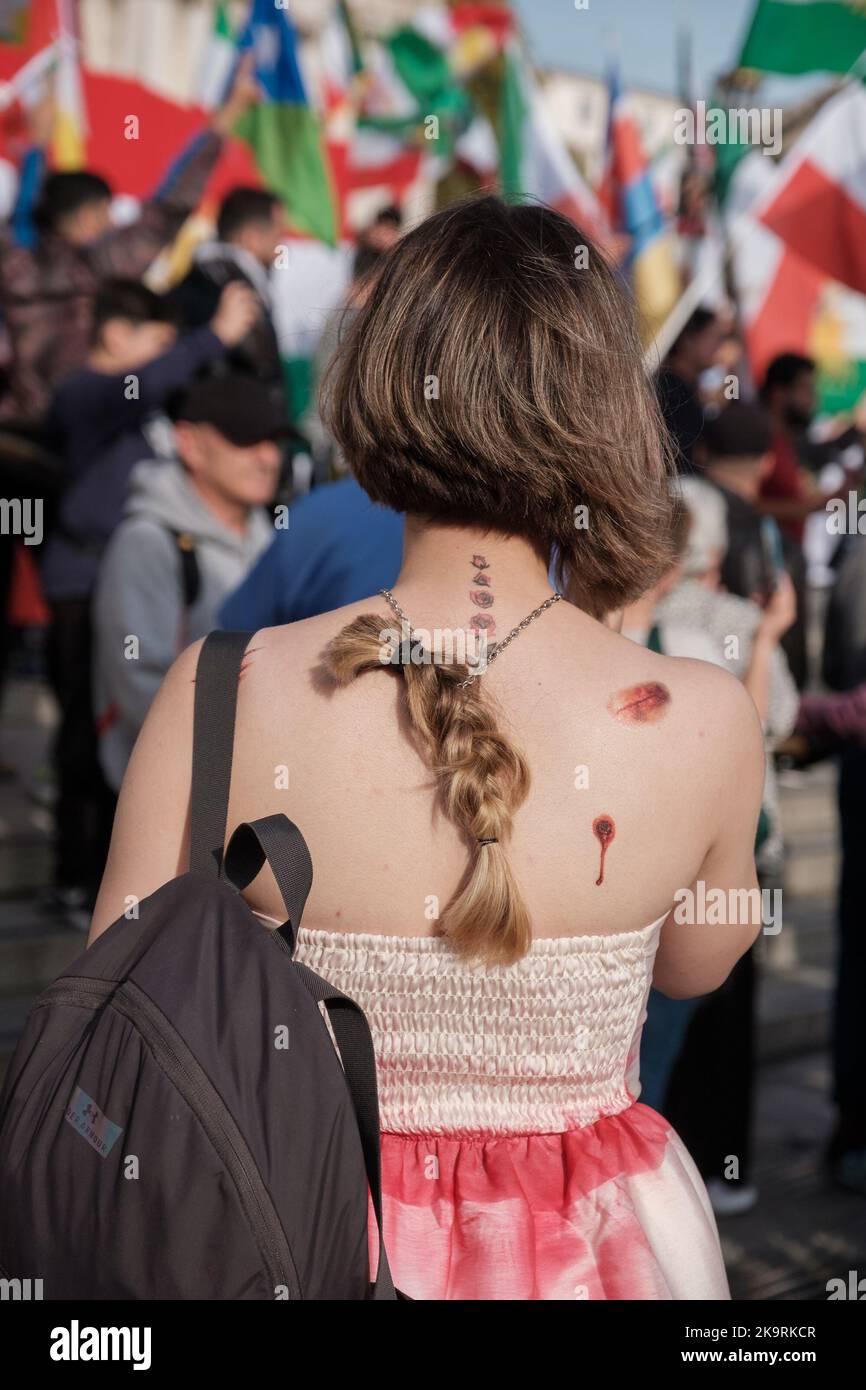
[468,553,496,638]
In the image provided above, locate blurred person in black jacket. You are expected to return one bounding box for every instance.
[701,399,778,602]
[656,307,723,475]
[168,186,285,395]
[822,534,866,1192]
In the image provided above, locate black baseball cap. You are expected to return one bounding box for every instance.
[170,371,290,446]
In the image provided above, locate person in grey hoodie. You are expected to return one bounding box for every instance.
[93,372,284,791]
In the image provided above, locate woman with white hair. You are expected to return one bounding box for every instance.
[628,472,797,1216]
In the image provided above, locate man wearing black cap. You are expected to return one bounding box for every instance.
[92,371,286,792]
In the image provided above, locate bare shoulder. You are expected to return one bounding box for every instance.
[258,596,387,644]
[639,643,765,779]
[89,637,207,942]
[246,597,390,671]
[586,624,765,766]
[650,644,760,716]
[132,635,205,738]
[658,647,762,727]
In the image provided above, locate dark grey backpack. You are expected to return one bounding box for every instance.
[0,630,403,1300]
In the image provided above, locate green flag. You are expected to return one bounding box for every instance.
[740,0,866,76]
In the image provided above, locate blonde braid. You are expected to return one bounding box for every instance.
[324,613,531,965]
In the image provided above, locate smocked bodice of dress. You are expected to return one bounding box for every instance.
[291,915,666,1138]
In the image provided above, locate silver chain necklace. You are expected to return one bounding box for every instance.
[378,587,563,688]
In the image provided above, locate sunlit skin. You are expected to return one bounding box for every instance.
[231,203,287,267]
[59,198,112,247]
[175,424,281,516]
[607,681,671,726]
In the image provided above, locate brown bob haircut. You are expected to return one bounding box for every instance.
[321,196,677,967]
[322,193,676,617]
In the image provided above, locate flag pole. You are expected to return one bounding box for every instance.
[0,41,59,112]
[644,60,759,378]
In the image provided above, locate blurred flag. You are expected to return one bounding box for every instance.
[0,37,56,111]
[727,149,866,411]
[809,278,866,413]
[1,0,87,166]
[498,41,606,238]
[727,152,824,382]
[600,69,680,343]
[234,0,337,245]
[740,0,866,77]
[304,7,429,238]
[271,238,352,419]
[197,1,235,111]
[336,0,364,80]
[52,0,86,169]
[360,4,511,161]
[757,83,866,295]
[321,3,512,231]
[386,4,512,96]
[385,18,457,108]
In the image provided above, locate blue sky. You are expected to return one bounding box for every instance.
[512,0,818,102]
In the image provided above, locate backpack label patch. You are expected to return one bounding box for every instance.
[64,1087,123,1158]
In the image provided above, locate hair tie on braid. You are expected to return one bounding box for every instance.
[478,837,498,845]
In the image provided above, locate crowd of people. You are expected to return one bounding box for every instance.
[0,63,865,1302]
[0,72,399,916]
[653,308,866,1202]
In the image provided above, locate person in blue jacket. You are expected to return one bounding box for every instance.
[219,476,405,628]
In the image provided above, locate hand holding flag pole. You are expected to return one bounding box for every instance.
[210,51,260,136]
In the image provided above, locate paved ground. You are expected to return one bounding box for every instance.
[718,761,866,1300]
[0,670,864,1301]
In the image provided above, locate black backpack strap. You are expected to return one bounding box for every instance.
[222,815,313,947]
[292,960,399,1301]
[189,630,253,876]
[169,529,201,609]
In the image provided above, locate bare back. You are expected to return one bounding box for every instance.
[90,196,767,999]
[92,584,765,998]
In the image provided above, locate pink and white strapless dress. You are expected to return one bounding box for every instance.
[292,915,730,1301]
